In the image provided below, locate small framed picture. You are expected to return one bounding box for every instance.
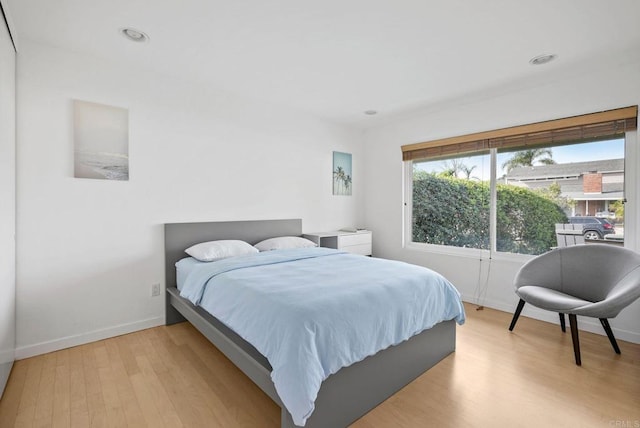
[74,100,129,181]
[333,151,352,196]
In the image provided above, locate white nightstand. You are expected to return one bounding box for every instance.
[303,230,372,256]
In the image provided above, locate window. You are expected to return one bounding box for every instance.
[403,107,636,256]
[412,152,490,250]
[496,139,625,254]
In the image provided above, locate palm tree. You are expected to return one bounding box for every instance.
[441,159,465,177]
[440,159,477,180]
[344,175,352,194]
[333,166,345,194]
[502,148,556,172]
[460,164,477,180]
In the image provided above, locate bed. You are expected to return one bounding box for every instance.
[165,219,464,427]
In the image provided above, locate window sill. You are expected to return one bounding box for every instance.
[404,241,534,264]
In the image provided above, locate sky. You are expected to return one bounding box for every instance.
[414,138,625,181]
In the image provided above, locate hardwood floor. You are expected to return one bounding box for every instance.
[1,303,639,427]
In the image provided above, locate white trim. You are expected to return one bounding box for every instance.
[402,160,412,247]
[571,195,624,200]
[405,241,488,259]
[489,150,497,253]
[15,316,164,360]
[624,130,637,251]
[489,250,533,263]
[405,240,534,264]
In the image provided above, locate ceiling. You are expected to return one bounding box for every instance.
[5,0,640,127]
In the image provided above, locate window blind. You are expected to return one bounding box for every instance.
[402,106,638,161]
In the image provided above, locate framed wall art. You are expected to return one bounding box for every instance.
[333,151,352,196]
[74,100,129,181]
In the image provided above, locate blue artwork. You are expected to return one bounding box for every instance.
[333,151,352,196]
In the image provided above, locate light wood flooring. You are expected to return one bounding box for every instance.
[1,303,639,427]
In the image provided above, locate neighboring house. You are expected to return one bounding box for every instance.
[504,159,624,216]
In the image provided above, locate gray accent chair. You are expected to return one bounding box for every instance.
[508,244,640,365]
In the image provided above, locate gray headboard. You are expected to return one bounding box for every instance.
[164,219,302,288]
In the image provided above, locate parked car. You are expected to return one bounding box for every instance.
[569,216,615,240]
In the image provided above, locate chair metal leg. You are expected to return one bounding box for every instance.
[568,314,581,366]
[559,313,566,333]
[599,318,621,354]
[509,299,526,331]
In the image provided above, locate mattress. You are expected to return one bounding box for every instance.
[177,247,465,426]
[176,256,205,290]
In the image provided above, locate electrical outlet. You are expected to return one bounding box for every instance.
[151,283,161,297]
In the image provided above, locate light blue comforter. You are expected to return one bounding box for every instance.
[179,248,465,426]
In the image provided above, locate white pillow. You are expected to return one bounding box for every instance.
[254,236,318,252]
[185,239,258,262]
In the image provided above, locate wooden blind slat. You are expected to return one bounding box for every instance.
[402,106,638,161]
[403,140,489,161]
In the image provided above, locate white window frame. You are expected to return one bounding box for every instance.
[403,131,637,258]
[624,130,637,252]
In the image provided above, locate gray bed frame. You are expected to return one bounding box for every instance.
[165,219,456,428]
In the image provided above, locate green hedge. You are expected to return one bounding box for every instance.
[413,174,568,255]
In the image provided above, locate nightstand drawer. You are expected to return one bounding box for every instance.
[338,232,371,247]
[342,242,372,256]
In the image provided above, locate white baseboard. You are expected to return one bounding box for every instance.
[15,317,164,360]
[462,294,640,344]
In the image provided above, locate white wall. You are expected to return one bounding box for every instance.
[363,58,640,343]
[16,40,364,358]
[0,2,16,396]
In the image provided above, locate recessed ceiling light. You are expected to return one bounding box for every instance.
[120,28,149,43]
[364,110,378,115]
[529,54,557,66]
